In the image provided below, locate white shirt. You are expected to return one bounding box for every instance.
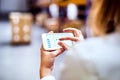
[41,32,120,80]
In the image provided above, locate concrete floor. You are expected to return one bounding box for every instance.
[0,22,47,80]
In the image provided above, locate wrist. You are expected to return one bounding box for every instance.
[40,67,52,79]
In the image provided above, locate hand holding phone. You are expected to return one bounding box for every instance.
[42,33,74,50]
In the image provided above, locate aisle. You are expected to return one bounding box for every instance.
[0,22,47,80]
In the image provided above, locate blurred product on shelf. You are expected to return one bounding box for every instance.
[57,0,86,6]
[43,3,60,32]
[36,3,60,32]
[44,18,60,32]
[63,19,84,33]
[37,0,52,8]
[37,0,86,7]
[63,3,84,31]
[9,12,33,45]
[49,3,59,18]
[67,3,78,20]
[36,12,48,27]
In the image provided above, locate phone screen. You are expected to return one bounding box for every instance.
[42,33,73,50]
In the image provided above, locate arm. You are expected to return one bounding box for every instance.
[59,48,98,80]
[40,28,84,80]
[40,45,64,80]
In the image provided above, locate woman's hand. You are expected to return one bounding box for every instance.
[60,28,84,42]
[58,28,84,50]
[40,44,65,79]
[40,28,84,78]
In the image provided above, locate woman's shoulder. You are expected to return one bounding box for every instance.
[62,35,120,80]
[66,33,120,60]
[65,37,103,59]
[72,36,104,51]
[66,34,117,60]
[73,33,120,51]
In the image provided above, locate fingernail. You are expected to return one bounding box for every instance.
[49,31,54,33]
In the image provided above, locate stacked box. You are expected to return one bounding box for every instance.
[63,19,84,34]
[44,18,60,32]
[9,12,33,44]
[36,12,48,27]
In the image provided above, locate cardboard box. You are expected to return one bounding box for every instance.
[9,12,33,44]
[44,18,60,32]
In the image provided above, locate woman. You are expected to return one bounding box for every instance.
[40,0,120,80]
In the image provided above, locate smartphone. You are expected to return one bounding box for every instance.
[42,33,74,50]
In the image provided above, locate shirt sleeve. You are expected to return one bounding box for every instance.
[58,48,98,80]
[41,75,56,80]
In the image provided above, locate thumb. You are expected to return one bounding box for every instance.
[53,48,65,57]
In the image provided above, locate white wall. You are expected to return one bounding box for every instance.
[0,0,28,12]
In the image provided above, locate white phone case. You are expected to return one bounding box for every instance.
[42,33,74,50]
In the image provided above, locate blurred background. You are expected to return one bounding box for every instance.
[0,0,88,80]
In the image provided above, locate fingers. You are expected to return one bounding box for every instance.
[58,42,69,50]
[63,28,84,41]
[63,28,82,37]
